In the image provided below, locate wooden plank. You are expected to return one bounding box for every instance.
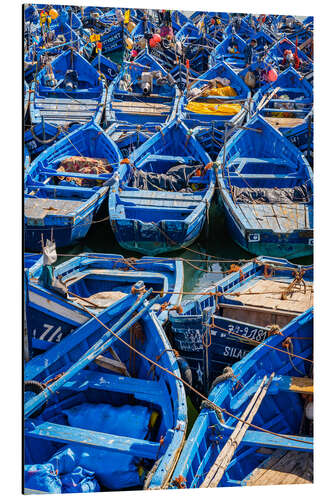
[265,117,305,130]
[244,450,313,486]
[94,355,128,375]
[25,419,160,459]
[25,197,83,218]
[289,377,313,395]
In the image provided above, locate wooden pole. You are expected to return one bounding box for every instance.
[257,86,281,112]
[25,288,160,419]
[200,372,275,488]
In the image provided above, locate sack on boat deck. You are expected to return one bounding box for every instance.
[25,450,100,493]
[24,463,62,493]
[60,402,152,489]
[232,184,310,204]
[186,101,241,115]
[130,164,203,192]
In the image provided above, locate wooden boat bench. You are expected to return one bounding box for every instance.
[25,419,160,459]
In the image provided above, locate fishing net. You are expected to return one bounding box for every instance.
[129,164,205,192]
[186,101,241,115]
[202,85,237,97]
[57,156,112,186]
[232,184,310,204]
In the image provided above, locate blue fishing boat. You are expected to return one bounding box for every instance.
[216,114,313,258]
[209,34,253,71]
[170,307,313,489]
[167,255,313,395]
[178,62,250,130]
[24,121,123,250]
[238,60,279,92]
[24,81,30,118]
[252,66,313,156]
[30,49,107,126]
[90,53,119,82]
[191,124,226,160]
[224,16,255,41]
[105,51,179,127]
[171,11,190,33]
[264,38,313,76]
[24,250,184,351]
[24,284,187,492]
[108,119,215,255]
[106,122,156,158]
[24,121,81,161]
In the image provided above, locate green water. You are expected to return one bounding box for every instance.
[62,200,312,297]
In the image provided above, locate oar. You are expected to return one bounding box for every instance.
[200,372,275,488]
[24,289,159,419]
[257,86,281,112]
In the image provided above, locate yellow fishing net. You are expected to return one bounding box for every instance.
[202,86,237,97]
[186,101,241,115]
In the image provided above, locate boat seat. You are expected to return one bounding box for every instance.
[63,370,165,403]
[209,423,313,453]
[230,374,313,411]
[119,190,203,202]
[25,419,160,459]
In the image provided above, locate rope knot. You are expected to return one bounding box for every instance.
[171,475,187,489]
[266,324,282,337]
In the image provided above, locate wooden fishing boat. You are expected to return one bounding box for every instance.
[209,34,253,71]
[191,124,227,160]
[224,17,256,41]
[216,114,313,259]
[24,250,183,352]
[238,60,279,92]
[30,49,107,126]
[108,119,215,255]
[106,122,156,158]
[171,11,190,34]
[24,121,123,251]
[170,307,313,489]
[252,66,313,157]
[24,121,81,161]
[24,284,187,492]
[178,62,250,130]
[105,51,179,128]
[90,53,119,83]
[167,256,313,395]
[264,38,313,76]
[24,80,30,119]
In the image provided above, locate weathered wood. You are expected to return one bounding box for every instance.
[94,355,128,375]
[244,450,313,486]
[257,87,281,112]
[201,373,274,488]
[265,117,305,130]
[289,377,313,395]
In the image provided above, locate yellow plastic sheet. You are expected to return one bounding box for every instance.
[202,86,237,97]
[186,101,241,115]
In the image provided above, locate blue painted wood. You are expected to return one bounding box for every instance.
[24,287,187,490]
[264,37,313,76]
[168,255,313,393]
[105,51,180,128]
[216,114,313,258]
[170,307,313,488]
[108,118,216,255]
[252,66,313,154]
[178,61,250,130]
[25,251,183,347]
[24,287,157,418]
[24,121,123,250]
[26,419,160,459]
[30,49,106,126]
[209,34,252,70]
